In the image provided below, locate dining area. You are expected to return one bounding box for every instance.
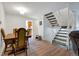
[0,27,76,56]
[0,28,31,56]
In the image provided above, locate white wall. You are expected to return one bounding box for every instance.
[43,16,60,43]
[32,19,39,39]
[76,14,79,29]
[0,3,5,28]
[54,8,75,30]
[4,13,27,34]
[68,3,79,30]
[32,17,44,40]
[68,8,76,30]
[54,8,69,26]
[0,3,5,53]
[72,11,79,30]
[38,17,44,39]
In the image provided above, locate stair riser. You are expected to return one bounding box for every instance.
[51,24,57,26]
[46,15,54,18]
[47,17,56,19]
[54,38,67,41]
[49,19,57,21]
[48,18,56,20]
[58,33,67,34]
[54,41,66,46]
[59,30,68,32]
[56,35,67,38]
[51,22,57,24]
[45,12,52,16]
[52,40,67,47]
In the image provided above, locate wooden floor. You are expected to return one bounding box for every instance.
[4,38,75,56]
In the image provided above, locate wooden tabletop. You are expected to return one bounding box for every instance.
[4,34,16,40]
[4,33,31,40]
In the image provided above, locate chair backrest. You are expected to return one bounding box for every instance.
[27,29,32,36]
[13,28,18,34]
[13,28,18,37]
[1,28,5,38]
[17,28,26,48]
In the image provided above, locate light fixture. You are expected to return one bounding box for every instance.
[14,6,30,15]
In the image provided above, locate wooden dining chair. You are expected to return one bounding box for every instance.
[12,28,28,56]
[1,28,12,53]
[1,28,5,38]
[13,28,18,38]
[13,28,18,34]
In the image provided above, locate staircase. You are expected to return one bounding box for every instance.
[44,12,58,26]
[53,26,69,49]
[44,12,70,49]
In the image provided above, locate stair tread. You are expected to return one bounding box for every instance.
[46,14,54,16]
[59,30,68,32]
[56,34,68,37]
[56,36,67,38]
[60,29,68,30]
[52,24,57,26]
[48,18,56,20]
[49,20,57,22]
[58,33,67,35]
[54,40,66,46]
[55,36,68,40]
[52,24,58,26]
[55,39,66,42]
[58,31,68,33]
[45,12,52,16]
[60,29,69,31]
[50,22,57,24]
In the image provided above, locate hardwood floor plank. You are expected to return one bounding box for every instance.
[4,39,75,56]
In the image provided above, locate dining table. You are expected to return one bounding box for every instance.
[4,33,31,46]
[4,33,31,44]
[4,33,31,55]
[5,33,31,39]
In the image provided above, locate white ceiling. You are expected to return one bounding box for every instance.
[2,2,79,19]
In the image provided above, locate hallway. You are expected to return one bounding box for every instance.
[4,38,75,56]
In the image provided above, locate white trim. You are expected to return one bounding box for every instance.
[0,40,5,56]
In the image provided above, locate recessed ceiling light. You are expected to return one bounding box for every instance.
[14,6,30,15]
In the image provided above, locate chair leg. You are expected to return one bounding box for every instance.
[12,49,16,56]
[25,49,27,56]
[11,44,16,56]
[27,42,29,49]
[13,49,16,56]
[4,45,7,53]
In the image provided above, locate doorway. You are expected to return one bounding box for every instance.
[26,20,33,43]
[26,20,32,35]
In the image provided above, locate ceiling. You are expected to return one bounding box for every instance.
[2,2,79,19]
